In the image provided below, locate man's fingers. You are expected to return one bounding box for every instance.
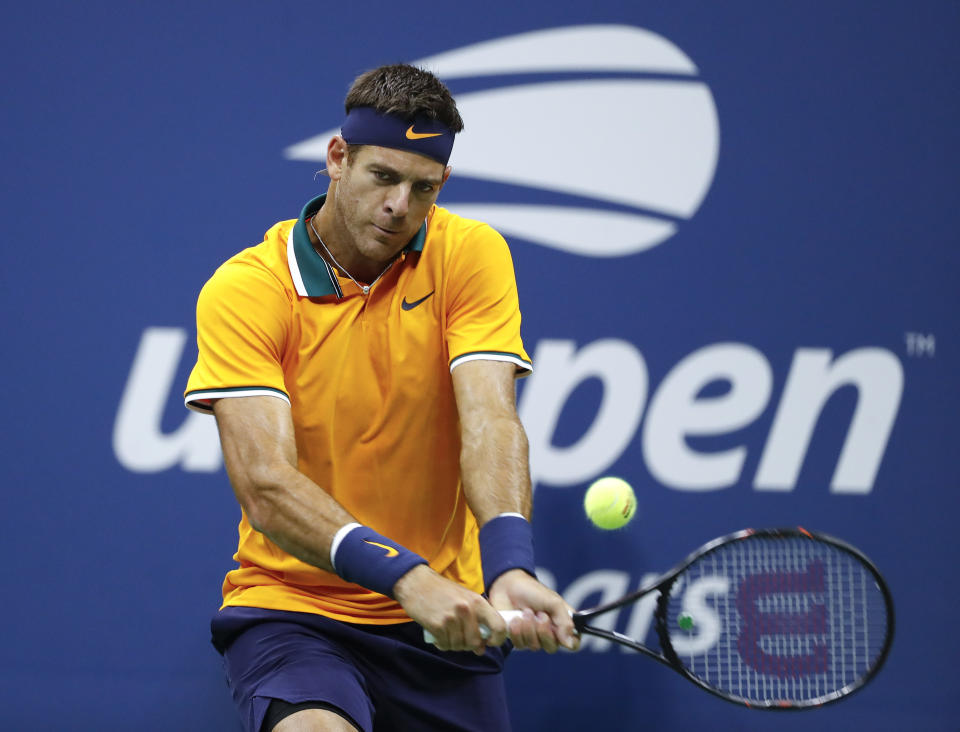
[425,599,508,652]
[502,606,579,653]
[534,611,559,654]
[476,606,508,648]
[549,603,580,651]
[509,609,542,651]
[451,602,479,651]
[532,593,579,652]
[511,610,559,653]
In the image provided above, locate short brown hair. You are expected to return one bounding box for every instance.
[345,64,464,133]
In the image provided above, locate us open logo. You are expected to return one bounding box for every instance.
[285,25,720,257]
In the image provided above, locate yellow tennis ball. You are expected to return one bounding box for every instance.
[584,477,636,530]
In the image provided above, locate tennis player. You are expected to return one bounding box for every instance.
[184,64,578,732]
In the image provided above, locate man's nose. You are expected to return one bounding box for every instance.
[383,184,411,218]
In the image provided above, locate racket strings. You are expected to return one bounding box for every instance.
[664,536,889,705]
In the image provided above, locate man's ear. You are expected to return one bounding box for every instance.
[326,136,348,181]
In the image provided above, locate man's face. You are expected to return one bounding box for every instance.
[332,143,449,265]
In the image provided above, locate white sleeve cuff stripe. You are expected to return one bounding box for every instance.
[184,389,291,412]
[449,352,532,373]
[330,522,363,572]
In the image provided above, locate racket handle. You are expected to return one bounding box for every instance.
[422,609,524,645]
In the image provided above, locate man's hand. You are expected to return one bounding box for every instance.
[394,565,508,655]
[488,569,580,653]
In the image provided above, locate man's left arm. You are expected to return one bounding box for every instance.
[452,359,579,653]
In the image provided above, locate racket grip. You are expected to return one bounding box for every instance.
[422,609,524,645]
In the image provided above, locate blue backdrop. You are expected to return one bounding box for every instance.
[3,2,957,730]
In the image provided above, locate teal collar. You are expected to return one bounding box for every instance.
[288,194,427,297]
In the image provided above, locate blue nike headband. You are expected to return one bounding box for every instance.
[340,107,455,165]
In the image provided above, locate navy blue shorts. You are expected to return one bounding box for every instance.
[211,606,512,732]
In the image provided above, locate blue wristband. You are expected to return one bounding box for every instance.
[331,525,428,599]
[478,514,536,591]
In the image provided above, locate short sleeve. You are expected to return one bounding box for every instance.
[445,224,532,376]
[184,261,292,413]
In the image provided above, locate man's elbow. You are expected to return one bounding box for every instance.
[231,462,292,534]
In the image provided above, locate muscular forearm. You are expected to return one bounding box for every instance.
[213,395,355,573]
[240,461,355,573]
[457,395,579,652]
[459,412,532,525]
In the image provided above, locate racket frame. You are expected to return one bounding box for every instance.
[571,527,895,710]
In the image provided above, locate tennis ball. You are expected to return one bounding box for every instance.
[584,476,636,530]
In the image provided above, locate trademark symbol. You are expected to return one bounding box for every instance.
[905,332,936,357]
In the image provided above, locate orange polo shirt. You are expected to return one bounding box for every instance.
[184,194,531,624]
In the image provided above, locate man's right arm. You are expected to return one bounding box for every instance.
[213,395,352,571]
[212,395,507,653]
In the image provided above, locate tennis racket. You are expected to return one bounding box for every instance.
[426,527,894,709]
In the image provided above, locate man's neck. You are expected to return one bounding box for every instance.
[309,193,393,285]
